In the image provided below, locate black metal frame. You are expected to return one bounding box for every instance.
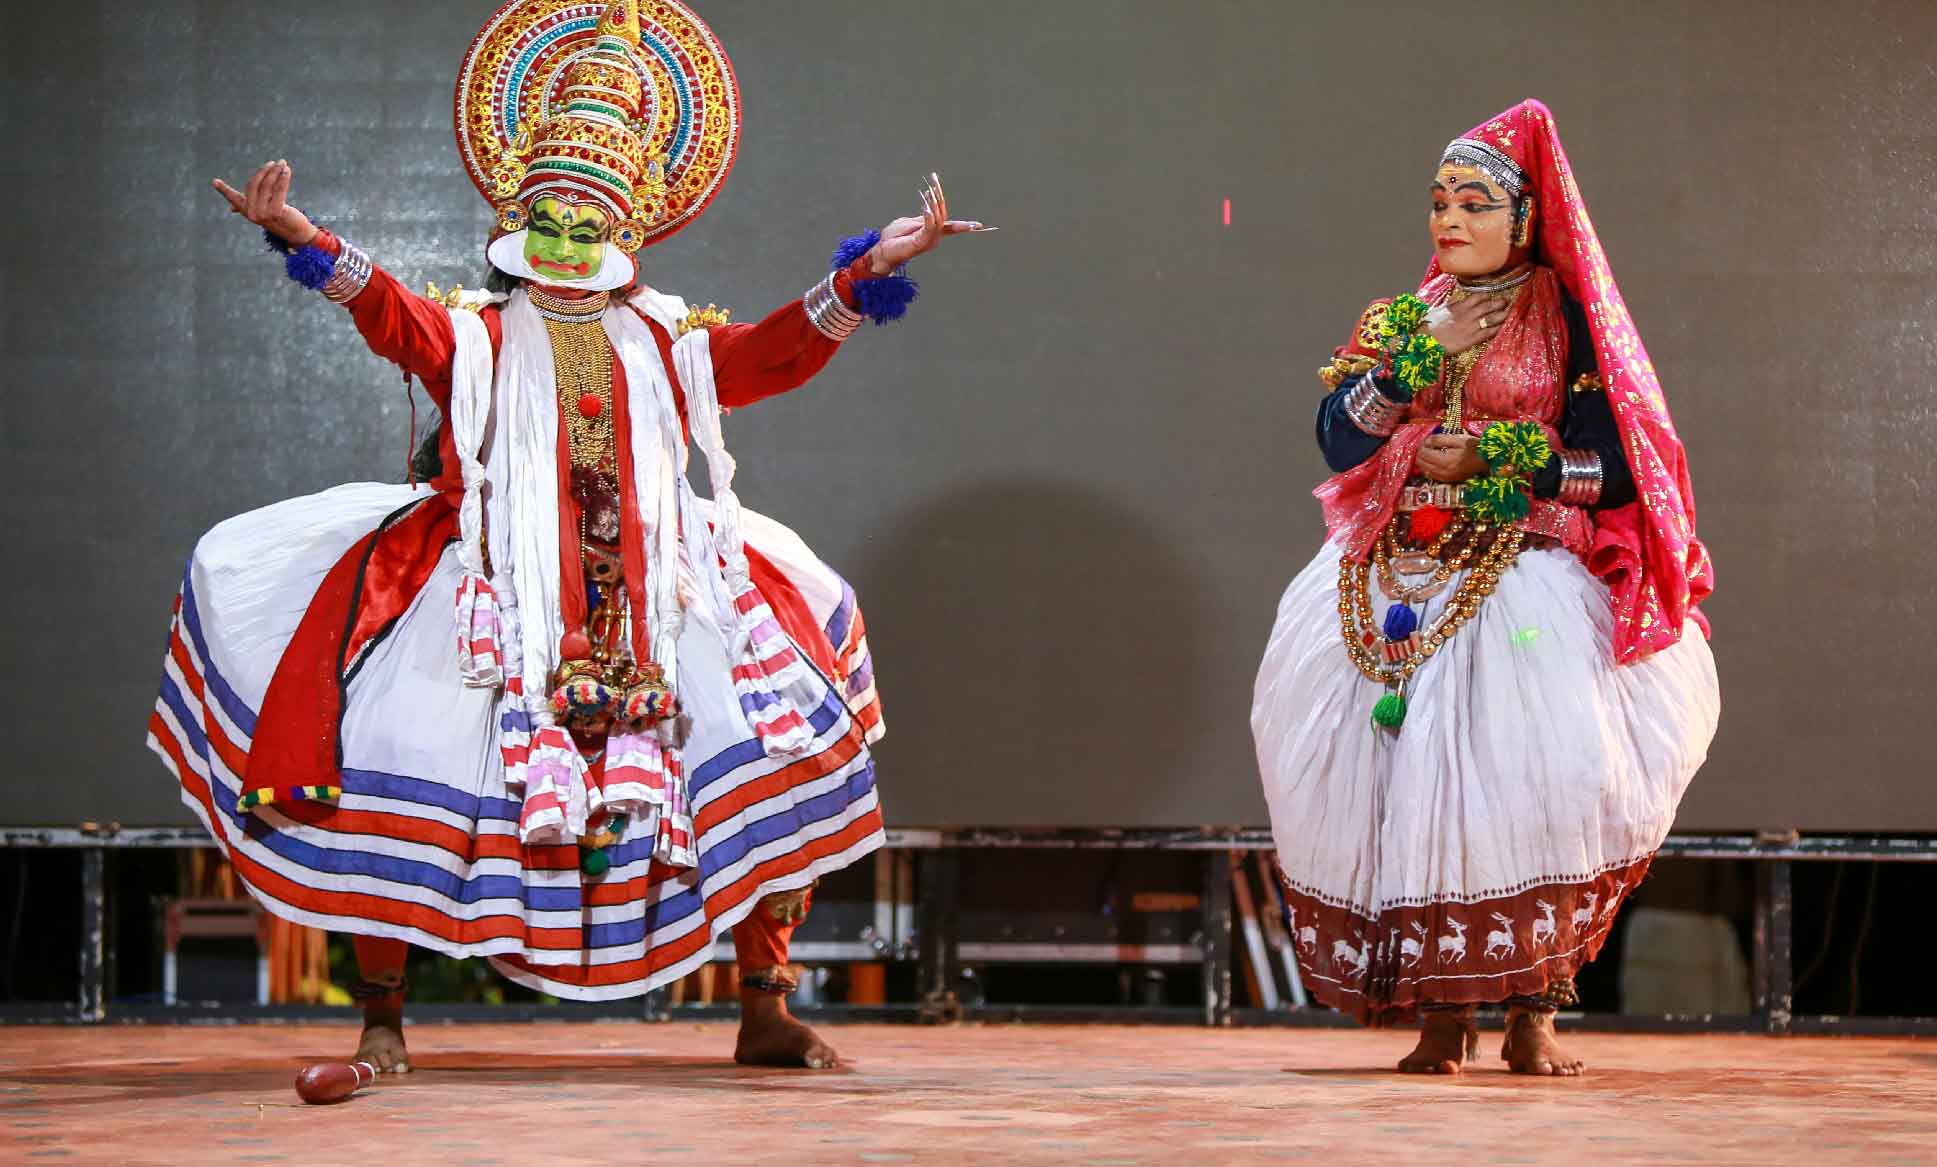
[5,825,1936,1033]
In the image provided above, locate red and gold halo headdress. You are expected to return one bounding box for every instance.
[455,0,741,253]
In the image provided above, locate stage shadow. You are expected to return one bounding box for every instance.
[847,477,1214,825]
[1280,1064,1683,1093]
[0,1052,856,1109]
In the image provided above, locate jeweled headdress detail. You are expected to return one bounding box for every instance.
[1438,137,1527,200]
[456,0,740,253]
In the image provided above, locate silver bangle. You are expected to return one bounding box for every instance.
[1557,447,1605,506]
[1342,374,1407,437]
[803,271,863,342]
[322,239,374,304]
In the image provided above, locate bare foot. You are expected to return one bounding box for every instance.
[734,993,838,1069]
[353,1000,410,1074]
[1501,1007,1584,1076]
[1397,1009,1478,1074]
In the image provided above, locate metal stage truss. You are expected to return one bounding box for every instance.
[4,826,1934,1034]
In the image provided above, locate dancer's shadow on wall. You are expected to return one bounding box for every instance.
[849,478,1213,827]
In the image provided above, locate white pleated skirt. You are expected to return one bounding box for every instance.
[1251,538,1718,1021]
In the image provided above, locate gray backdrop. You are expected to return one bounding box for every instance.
[4,1,1933,830]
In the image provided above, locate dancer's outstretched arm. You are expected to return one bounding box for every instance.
[708,173,986,409]
[215,160,471,401]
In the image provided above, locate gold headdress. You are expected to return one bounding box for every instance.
[456,0,740,253]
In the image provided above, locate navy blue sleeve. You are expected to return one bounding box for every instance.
[1528,294,1636,508]
[1315,373,1412,473]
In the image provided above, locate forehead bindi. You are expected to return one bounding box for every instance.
[1433,167,1509,203]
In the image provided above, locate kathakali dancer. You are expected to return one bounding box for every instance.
[149,0,984,1070]
[1252,99,1718,1075]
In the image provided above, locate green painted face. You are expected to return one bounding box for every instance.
[523,196,610,281]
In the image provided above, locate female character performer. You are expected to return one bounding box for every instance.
[1252,99,1718,1075]
[150,0,983,1071]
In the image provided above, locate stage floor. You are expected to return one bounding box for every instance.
[2,1023,1932,1164]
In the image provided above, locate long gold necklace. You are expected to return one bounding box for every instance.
[529,287,614,472]
[1375,516,1475,605]
[1339,519,1525,688]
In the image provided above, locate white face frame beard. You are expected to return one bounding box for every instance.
[488,230,637,293]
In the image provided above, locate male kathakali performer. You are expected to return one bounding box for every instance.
[1251,99,1719,1075]
[150,0,985,1070]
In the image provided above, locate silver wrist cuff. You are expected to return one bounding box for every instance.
[1342,374,1408,437]
[803,271,863,342]
[322,239,374,304]
[1557,447,1605,506]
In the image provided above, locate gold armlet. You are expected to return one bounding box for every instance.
[1319,354,1380,389]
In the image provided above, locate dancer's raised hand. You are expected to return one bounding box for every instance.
[866,172,992,274]
[213,160,317,248]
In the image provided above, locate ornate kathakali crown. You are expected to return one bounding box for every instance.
[456,0,740,253]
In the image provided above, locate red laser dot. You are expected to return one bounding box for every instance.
[1222,198,1231,227]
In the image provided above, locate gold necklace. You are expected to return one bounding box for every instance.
[528,285,610,322]
[530,289,616,473]
[1438,277,1526,430]
[1375,517,1474,604]
[1339,517,1525,686]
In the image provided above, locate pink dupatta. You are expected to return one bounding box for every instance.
[1317,99,1712,664]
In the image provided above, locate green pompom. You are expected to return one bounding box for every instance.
[1463,473,1532,525]
[1371,691,1408,728]
[1387,293,1431,335]
[1478,421,1554,476]
[1392,333,1445,392]
[580,847,612,877]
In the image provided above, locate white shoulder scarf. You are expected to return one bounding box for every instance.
[442,289,820,859]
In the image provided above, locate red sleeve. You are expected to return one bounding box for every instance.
[704,255,873,410]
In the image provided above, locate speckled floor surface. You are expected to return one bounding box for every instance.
[2,1023,1932,1164]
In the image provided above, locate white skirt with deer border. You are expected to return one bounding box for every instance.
[1251,538,1719,1023]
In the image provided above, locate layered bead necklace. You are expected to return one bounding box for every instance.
[1339,263,1536,729]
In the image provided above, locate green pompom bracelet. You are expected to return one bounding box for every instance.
[1392,333,1446,392]
[1463,473,1532,525]
[1386,293,1431,335]
[1478,420,1554,477]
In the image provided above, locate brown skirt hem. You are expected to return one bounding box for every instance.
[1276,855,1653,1028]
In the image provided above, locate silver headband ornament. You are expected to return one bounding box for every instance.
[1439,138,1527,200]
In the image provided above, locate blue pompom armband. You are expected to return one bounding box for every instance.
[263,224,373,303]
[831,230,880,270]
[831,229,919,325]
[852,272,918,324]
[285,245,337,291]
[264,226,339,291]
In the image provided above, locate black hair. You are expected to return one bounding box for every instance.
[409,426,444,483]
